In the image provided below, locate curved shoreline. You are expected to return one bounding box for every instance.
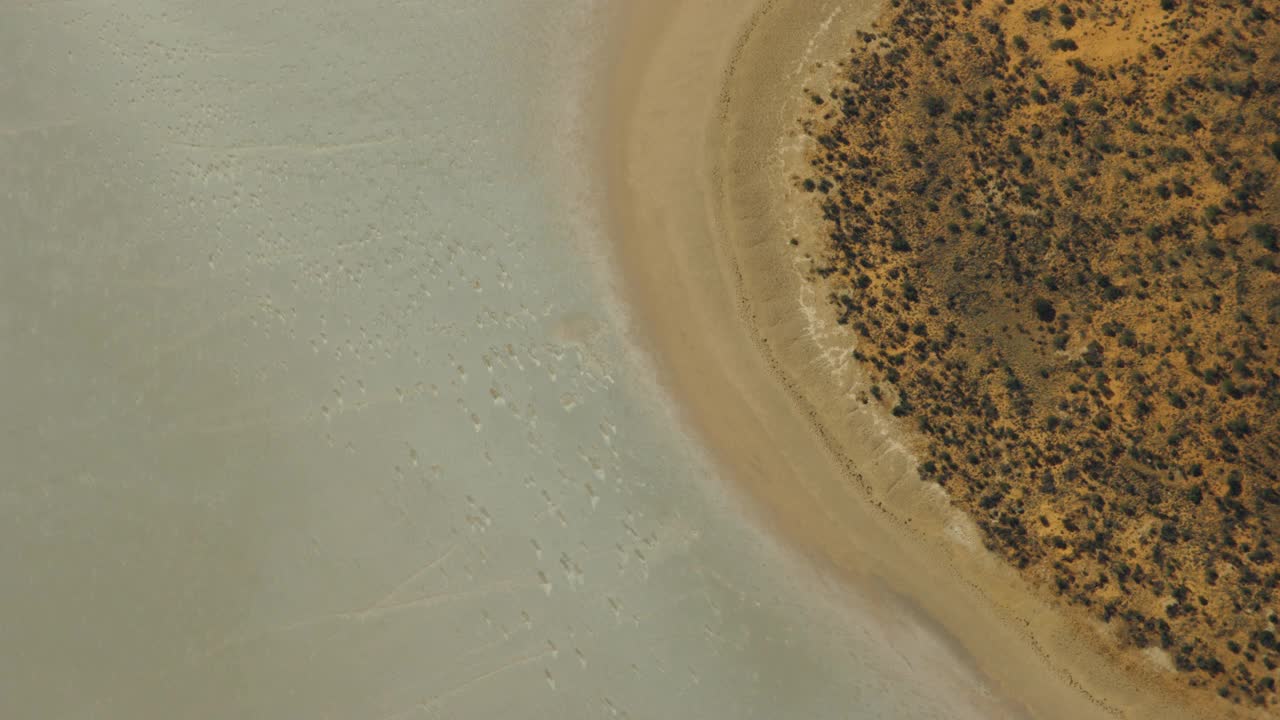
[603,1,1232,718]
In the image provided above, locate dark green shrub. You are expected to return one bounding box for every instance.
[1250,223,1277,251]
[1033,297,1057,322]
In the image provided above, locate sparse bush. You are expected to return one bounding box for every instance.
[799,0,1280,703]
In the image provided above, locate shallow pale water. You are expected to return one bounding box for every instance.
[2,2,1003,718]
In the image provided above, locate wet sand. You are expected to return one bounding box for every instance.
[604,1,1225,718]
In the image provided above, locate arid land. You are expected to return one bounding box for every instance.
[795,0,1279,711]
[602,0,1278,717]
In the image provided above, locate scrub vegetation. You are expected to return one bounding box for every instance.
[798,0,1279,707]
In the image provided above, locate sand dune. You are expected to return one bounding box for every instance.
[604,1,1230,718]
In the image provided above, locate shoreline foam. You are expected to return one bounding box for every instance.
[603,1,1238,717]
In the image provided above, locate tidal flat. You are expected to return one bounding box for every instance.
[3,1,1027,718]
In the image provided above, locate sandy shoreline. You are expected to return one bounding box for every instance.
[602,1,1235,718]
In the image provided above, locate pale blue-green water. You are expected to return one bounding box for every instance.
[1,2,1005,718]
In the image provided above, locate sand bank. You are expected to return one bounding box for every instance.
[604,1,1230,718]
